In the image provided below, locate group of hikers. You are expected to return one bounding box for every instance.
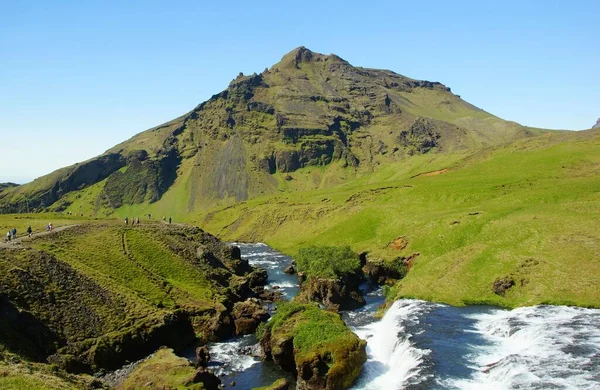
[124,216,172,225]
[4,225,34,242]
[124,217,140,225]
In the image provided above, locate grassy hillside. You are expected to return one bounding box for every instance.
[0,47,544,217]
[0,220,265,376]
[199,129,600,308]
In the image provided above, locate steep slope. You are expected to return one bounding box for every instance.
[0,47,541,216]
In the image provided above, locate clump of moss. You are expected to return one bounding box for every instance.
[295,246,360,278]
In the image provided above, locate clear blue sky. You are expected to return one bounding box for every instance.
[1,0,598,183]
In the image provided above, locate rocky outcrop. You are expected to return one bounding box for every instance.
[593,118,600,129]
[363,257,409,285]
[231,298,269,335]
[260,303,367,390]
[398,117,441,155]
[296,276,365,311]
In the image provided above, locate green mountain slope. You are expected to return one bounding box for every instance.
[199,128,600,308]
[0,47,543,216]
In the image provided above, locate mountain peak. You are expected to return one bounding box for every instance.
[593,118,600,129]
[277,46,349,69]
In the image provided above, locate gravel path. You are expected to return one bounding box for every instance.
[0,224,78,248]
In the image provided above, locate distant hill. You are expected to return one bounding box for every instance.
[0,47,545,215]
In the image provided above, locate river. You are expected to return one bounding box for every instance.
[204,243,600,389]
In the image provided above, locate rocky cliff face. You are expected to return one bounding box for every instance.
[0,47,537,215]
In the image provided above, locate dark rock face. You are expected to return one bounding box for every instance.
[593,118,600,129]
[271,335,297,375]
[232,298,269,336]
[398,117,441,154]
[102,147,181,208]
[363,259,407,285]
[275,150,301,172]
[297,277,365,311]
[195,345,210,367]
[283,264,296,274]
[493,276,516,296]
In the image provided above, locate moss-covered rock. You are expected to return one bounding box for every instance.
[117,348,219,390]
[259,303,366,390]
[294,246,365,311]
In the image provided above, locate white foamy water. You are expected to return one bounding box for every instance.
[444,305,600,389]
[351,299,434,389]
[208,335,258,376]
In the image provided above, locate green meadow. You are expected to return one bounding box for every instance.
[200,130,600,308]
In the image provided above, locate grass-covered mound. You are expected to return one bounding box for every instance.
[0,221,264,373]
[116,348,216,390]
[259,302,366,390]
[295,246,360,278]
[293,246,366,310]
[202,129,600,308]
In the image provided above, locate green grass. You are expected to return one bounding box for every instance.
[295,246,360,278]
[0,213,98,239]
[117,348,202,390]
[202,129,600,308]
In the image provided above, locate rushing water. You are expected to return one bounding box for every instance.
[207,243,600,389]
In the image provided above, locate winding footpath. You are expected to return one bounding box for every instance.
[0,224,78,248]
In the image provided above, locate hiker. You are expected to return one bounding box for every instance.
[49,223,53,232]
[162,216,166,223]
[136,217,140,225]
[27,225,32,237]
[125,217,129,225]
[6,231,10,242]
[11,227,16,239]
[168,217,171,224]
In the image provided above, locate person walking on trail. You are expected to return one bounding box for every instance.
[168,217,171,224]
[162,216,166,223]
[11,228,16,239]
[125,217,129,225]
[6,231,10,242]
[27,225,32,237]
[49,223,53,232]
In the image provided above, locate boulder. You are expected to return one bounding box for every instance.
[283,264,296,274]
[232,299,269,335]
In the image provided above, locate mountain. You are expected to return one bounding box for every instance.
[593,118,600,129]
[0,47,542,215]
